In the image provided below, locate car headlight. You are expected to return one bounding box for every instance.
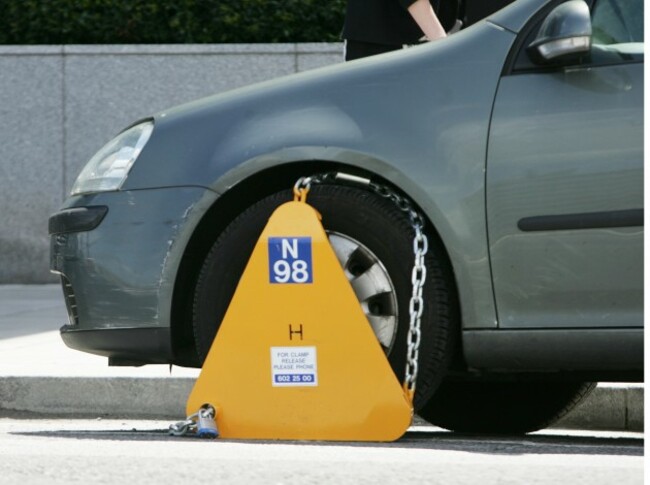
[71,121,154,195]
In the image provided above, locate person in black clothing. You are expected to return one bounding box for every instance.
[343,0,447,61]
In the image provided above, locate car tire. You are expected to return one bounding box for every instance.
[192,184,458,409]
[417,380,597,434]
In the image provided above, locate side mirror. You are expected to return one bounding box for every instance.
[528,0,592,64]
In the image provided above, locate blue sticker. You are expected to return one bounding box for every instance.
[268,237,313,284]
[273,374,316,384]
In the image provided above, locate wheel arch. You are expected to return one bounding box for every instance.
[169,156,463,368]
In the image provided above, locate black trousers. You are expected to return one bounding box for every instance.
[345,40,405,61]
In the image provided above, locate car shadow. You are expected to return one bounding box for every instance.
[13,426,643,457]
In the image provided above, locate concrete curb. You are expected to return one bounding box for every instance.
[553,384,643,432]
[0,377,192,419]
[0,377,642,432]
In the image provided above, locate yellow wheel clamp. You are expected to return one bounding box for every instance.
[186,182,413,441]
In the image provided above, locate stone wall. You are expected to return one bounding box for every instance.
[0,44,342,283]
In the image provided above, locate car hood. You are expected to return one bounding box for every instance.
[123,0,546,192]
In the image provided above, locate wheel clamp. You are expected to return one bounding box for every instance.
[177,176,417,441]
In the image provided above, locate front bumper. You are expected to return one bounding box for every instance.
[60,325,172,364]
[49,186,218,363]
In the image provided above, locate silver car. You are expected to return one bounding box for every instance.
[49,0,643,433]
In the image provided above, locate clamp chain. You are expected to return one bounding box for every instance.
[296,172,428,399]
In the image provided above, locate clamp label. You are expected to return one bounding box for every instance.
[270,346,318,387]
[268,237,313,284]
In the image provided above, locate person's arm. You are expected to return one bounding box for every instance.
[406,0,447,41]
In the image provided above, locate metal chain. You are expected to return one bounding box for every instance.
[368,181,428,399]
[293,173,333,201]
[169,405,218,437]
[169,412,199,436]
[295,172,428,400]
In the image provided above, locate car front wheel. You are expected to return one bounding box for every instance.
[192,183,459,408]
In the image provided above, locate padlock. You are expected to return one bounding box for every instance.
[196,404,219,439]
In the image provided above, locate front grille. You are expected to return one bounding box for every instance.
[60,275,79,326]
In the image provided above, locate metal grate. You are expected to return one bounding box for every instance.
[60,275,79,326]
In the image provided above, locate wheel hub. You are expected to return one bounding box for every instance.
[328,232,398,353]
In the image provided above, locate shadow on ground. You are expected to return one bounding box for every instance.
[14,427,643,457]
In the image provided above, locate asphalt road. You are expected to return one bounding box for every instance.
[0,419,643,485]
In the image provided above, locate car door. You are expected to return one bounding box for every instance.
[486,0,644,329]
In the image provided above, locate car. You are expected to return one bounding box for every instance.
[49,0,643,434]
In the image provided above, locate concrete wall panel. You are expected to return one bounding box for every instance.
[0,44,342,283]
[0,51,64,283]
